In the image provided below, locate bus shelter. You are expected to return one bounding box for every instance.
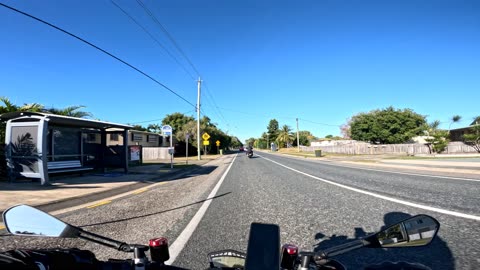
[1,112,131,185]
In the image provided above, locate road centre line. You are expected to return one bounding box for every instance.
[86,200,111,209]
[132,188,149,195]
[320,162,480,182]
[166,154,237,265]
[259,154,480,221]
[278,153,480,182]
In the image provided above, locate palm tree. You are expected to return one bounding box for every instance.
[276,125,294,148]
[1,97,46,142]
[147,123,162,133]
[46,105,92,118]
[448,115,462,131]
[0,97,44,114]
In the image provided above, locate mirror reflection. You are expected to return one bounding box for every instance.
[376,215,439,247]
[3,205,70,237]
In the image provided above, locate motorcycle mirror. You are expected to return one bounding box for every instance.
[2,204,80,238]
[368,214,440,248]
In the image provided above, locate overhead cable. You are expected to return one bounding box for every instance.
[0,2,196,108]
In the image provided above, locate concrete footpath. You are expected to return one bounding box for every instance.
[0,155,222,218]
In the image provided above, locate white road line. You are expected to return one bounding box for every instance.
[166,154,237,265]
[274,153,480,182]
[321,162,480,182]
[259,154,480,221]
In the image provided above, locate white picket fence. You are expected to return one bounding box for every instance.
[142,147,171,160]
[300,142,477,155]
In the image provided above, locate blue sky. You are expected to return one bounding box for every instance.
[1,0,479,143]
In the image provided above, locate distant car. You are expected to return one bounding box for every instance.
[239,146,244,152]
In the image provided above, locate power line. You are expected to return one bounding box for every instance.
[211,106,342,127]
[133,1,232,130]
[132,1,234,132]
[110,0,196,80]
[298,118,342,127]
[130,110,195,124]
[135,0,201,77]
[0,2,196,108]
[203,81,228,124]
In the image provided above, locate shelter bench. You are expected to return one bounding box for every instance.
[47,160,93,174]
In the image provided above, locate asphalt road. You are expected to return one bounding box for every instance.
[173,152,479,270]
[1,152,479,269]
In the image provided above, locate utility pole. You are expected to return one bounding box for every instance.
[197,77,202,160]
[267,133,269,151]
[296,118,300,152]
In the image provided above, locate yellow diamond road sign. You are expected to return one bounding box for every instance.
[216,140,220,146]
[202,132,210,140]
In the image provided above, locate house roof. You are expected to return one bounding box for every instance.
[108,128,161,135]
[450,123,480,132]
[471,117,480,126]
[0,111,132,130]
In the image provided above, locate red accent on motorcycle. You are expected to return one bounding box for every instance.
[281,244,298,270]
[149,237,170,262]
[149,237,168,247]
[286,245,298,255]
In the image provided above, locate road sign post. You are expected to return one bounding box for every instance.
[202,133,210,157]
[185,133,190,165]
[162,125,173,168]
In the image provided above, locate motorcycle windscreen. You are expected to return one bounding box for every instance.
[245,223,280,270]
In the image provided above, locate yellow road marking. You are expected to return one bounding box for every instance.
[0,225,5,230]
[86,200,111,209]
[133,188,148,195]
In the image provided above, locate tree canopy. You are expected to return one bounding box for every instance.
[161,112,195,134]
[349,107,427,144]
[267,119,279,142]
[0,97,92,142]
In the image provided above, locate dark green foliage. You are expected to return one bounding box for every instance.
[463,123,480,153]
[267,119,279,142]
[350,107,427,144]
[161,112,195,135]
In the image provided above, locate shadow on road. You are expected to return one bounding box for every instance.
[78,192,232,228]
[167,165,218,180]
[314,212,454,270]
[0,164,219,191]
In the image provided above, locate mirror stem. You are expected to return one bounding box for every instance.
[78,228,130,251]
[321,239,367,258]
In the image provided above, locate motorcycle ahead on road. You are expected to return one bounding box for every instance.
[1,205,439,270]
[246,148,253,158]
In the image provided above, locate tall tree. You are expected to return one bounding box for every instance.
[349,107,427,144]
[161,112,195,135]
[340,118,352,139]
[276,125,294,148]
[267,119,279,143]
[448,115,462,131]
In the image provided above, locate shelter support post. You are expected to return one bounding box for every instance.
[123,129,129,174]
